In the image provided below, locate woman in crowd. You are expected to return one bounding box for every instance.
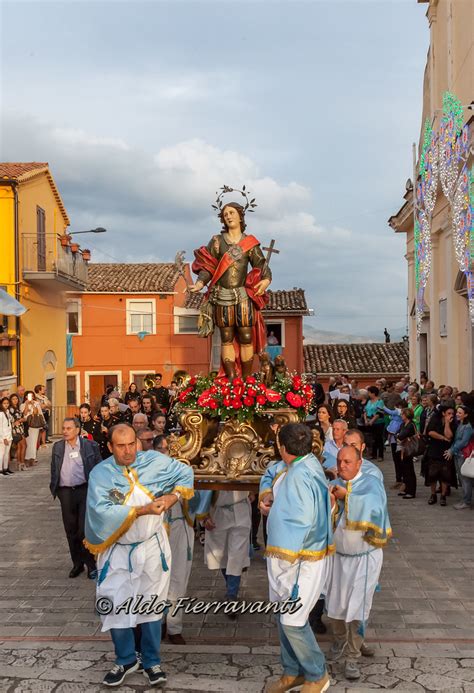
[445,405,474,510]
[425,404,455,506]
[379,397,404,489]
[9,394,26,471]
[34,384,51,447]
[364,385,385,461]
[316,404,334,443]
[96,403,116,459]
[20,391,45,466]
[124,382,140,405]
[79,403,102,443]
[396,408,417,499]
[409,392,424,432]
[0,397,14,476]
[334,398,355,428]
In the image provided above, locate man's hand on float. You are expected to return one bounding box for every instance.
[188,280,204,294]
[203,517,216,531]
[259,493,273,516]
[254,279,270,296]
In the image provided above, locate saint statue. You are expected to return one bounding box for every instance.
[189,189,272,379]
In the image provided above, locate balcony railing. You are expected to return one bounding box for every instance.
[22,234,88,289]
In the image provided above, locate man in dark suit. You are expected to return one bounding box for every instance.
[50,417,102,578]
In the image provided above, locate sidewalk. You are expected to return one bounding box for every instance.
[0,447,473,690]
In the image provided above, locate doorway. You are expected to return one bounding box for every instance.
[88,373,119,411]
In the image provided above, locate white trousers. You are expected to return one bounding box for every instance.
[167,519,195,635]
[25,427,40,460]
[204,525,250,575]
[0,440,12,471]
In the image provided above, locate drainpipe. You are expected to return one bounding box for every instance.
[0,179,21,383]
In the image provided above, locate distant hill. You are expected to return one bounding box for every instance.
[303,324,407,344]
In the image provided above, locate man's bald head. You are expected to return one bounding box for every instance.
[132,413,148,432]
[337,444,362,481]
[107,424,138,466]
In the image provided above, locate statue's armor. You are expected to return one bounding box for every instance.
[197,233,271,330]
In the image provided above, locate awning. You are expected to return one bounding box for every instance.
[0,288,27,316]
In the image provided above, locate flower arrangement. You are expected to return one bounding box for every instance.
[175,373,313,423]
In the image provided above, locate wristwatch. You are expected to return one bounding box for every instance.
[172,491,182,501]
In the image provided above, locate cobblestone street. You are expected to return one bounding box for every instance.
[0,446,473,691]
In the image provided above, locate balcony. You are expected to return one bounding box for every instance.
[22,233,88,290]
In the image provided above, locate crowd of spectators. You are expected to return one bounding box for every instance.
[310,372,474,508]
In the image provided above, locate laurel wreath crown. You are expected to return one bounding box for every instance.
[211,185,258,216]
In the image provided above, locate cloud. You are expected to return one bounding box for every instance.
[2,111,407,335]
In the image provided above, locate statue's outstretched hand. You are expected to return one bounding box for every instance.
[187,280,204,294]
[254,279,270,296]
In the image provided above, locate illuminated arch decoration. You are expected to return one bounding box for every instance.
[414,92,473,336]
[415,118,438,335]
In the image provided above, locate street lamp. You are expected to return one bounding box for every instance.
[69,227,107,235]
[71,227,107,235]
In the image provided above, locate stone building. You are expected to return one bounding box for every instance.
[389,0,473,387]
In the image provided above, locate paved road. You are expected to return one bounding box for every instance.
[0,446,473,691]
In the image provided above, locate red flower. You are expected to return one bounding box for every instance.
[222,387,230,396]
[292,376,302,390]
[266,389,282,403]
[178,392,188,403]
[243,396,255,407]
[231,398,242,409]
[245,376,256,384]
[286,392,303,408]
[223,396,231,407]
[232,377,244,387]
[210,386,218,394]
[233,386,243,397]
[256,394,267,405]
[208,399,218,410]
[189,377,197,386]
[247,387,256,397]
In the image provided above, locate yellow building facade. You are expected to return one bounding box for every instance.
[389,0,473,388]
[0,163,88,417]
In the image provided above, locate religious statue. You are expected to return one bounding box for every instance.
[274,354,288,379]
[189,186,277,379]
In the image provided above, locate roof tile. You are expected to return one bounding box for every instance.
[0,162,48,179]
[303,343,409,376]
[86,263,181,293]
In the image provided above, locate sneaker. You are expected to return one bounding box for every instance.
[344,659,361,680]
[144,664,167,686]
[360,642,375,657]
[402,494,416,499]
[103,661,139,686]
[440,495,447,506]
[454,502,470,510]
[265,675,305,693]
[327,639,346,661]
[300,673,330,692]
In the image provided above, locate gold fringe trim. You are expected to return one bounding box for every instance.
[83,507,137,556]
[264,544,335,563]
[182,499,194,527]
[196,512,210,521]
[127,467,155,501]
[345,519,392,538]
[173,485,194,500]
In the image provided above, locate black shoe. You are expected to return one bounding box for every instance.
[1,470,8,476]
[252,542,261,551]
[103,661,139,687]
[5,469,14,475]
[312,618,327,634]
[87,566,98,580]
[69,565,85,578]
[402,494,415,499]
[144,664,167,686]
[440,495,447,506]
[428,494,437,505]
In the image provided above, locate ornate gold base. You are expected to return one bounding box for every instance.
[168,409,322,482]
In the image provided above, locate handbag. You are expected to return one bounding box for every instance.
[460,454,474,479]
[27,412,46,428]
[400,436,419,458]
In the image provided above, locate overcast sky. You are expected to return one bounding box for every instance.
[1,0,428,338]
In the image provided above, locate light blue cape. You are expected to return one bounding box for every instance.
[84,450,194,555]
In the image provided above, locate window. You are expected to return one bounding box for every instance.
[66,299,81,335]
[439,299,447,337]
[126,299,156,335]
[266,320,285,347]
[177,314,199,334]
[0,347,12,377]
[66,374,78,405]
[36,206,46,271]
